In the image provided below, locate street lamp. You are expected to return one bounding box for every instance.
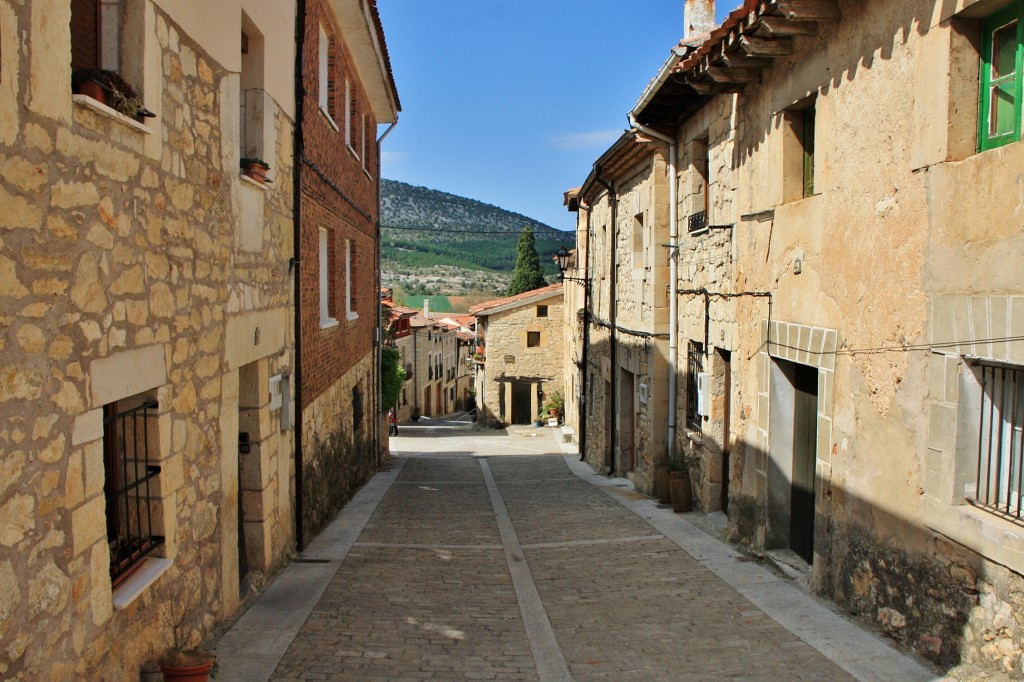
[553,245,590,461]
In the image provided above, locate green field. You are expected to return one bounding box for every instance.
[399,295,453,313]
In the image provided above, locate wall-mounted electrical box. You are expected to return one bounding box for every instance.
[270,373,292,430]
[696,372,710,417]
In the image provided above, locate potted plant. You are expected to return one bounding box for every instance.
[159,600,215,681]
[541,391,564,420]
[240,157,272,184]
[668,452,700,513]
[72,69,156,122]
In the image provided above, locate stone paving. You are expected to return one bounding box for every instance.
[213,421,936,681]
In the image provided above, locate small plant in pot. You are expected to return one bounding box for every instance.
[72,68,156,122]
[240,157,272,184]
[159,598,215,681]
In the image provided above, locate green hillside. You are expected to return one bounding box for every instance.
[381,179,570,295]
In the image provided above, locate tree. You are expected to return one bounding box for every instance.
[381,346,405,411]
[506,226,547,296]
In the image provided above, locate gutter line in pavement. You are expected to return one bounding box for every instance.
[479,458,572,682]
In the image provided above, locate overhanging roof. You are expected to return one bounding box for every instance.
[332,0,401,122]
[632,0,840,128]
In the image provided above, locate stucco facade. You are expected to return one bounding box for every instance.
[0,0,297,677]
[569,0,1024,674]
[471,285,564,427]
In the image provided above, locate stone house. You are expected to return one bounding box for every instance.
[470,285,565,426]
[394,312,460,421]
[0,0,299,678]
[568,0,1024,673]
[296,0,400,542]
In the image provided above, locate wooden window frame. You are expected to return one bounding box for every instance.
[979,2,1024,152]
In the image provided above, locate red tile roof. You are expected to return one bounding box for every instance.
[469,283,563,316]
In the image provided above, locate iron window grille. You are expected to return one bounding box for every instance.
[972,362,1024,520]
[685,341,704,432]
[104,399,163,587]
[687,210,707,233]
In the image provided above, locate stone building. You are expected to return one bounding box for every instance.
[296,0,399,542]
[0,0,298,678]
[394,311,460,421]
[568,0,1024,673]
[470,284,565,426]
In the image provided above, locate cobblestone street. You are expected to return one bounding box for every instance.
[213,420,934,681]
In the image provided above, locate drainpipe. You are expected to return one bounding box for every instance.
[628,113,678,464]
[292,0,307,551]
[594,169,617,476]
[375,121,396,467]
[578,201,592,462]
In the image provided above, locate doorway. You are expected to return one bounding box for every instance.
[618,368,635,473]
[767,358,819,565]
[237,362,261,594]
[511,382,532,424]
[718,349,732,513]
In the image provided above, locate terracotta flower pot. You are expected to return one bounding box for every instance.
[76,80,107,105]
[159,651,214,681]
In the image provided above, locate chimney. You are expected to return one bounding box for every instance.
[684,0,716,39]
[423,298,430,318]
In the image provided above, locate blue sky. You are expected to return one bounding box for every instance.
[377,1,736,232]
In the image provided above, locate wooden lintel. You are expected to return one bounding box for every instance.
[776,0,841,21]
[739,34,793,57]
[758,15,819,36]
[706,66,762,84]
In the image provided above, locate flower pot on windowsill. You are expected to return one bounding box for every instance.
[72,68,155,122]
[240,158,272,184]
[75,79,108,105]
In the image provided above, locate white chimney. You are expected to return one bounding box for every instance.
[684,0,716,39]
[423,298,430,318]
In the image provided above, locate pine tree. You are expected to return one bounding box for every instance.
[506,226,547,296]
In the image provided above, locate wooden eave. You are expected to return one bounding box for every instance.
[633,0,839,128]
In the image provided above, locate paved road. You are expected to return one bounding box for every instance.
[213,419,935,681]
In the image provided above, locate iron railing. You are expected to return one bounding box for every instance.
[104,400,162,587]
[686,342,704,432]
[973,363,1024,520]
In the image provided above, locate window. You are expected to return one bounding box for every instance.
[686,341,704,432]
[345,239,357,320]
[318,24,336,120]
[971,362,1024,519]
[240,15,267,162]
[980,2,1023,152]
[537,305,548,318]
[71,0,101,71]
[782,98,816,202]
[632,212,645,268]
[345,79,355,152]
[319,228,337,327]
[687,137,710,233]
[527,331,541,348]
[361,113,368,170]
[104,394,162,587]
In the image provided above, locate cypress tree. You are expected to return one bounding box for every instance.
[506,226,547,296]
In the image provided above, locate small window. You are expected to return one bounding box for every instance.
[782,99,816,202]
[319,228,337,326]
[345,239,357,321]
[632,212,645,268]
[318,24,336,119]
[980,3,1023,152]
[104,394,163,587]
[971,362,1024,519]
[345,79,355,151]
[537,305,548,318]
[71,0,101,71]
[687,137,710,233]
[527,331,541,348]
[685,341,704,433]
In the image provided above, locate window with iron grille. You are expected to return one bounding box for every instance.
[971,362,1024,520]
[685,341,704,432]
[104,396,163,588]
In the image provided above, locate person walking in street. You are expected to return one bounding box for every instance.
[388,408,398,436]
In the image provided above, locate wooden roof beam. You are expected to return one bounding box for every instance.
[706,66,762,84]
[687,79,745,95]
[739,34,793,57]
[720,52,775,69]
[757,15,819,36]
[776,0,841,22]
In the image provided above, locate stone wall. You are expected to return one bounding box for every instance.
[0,1,297,677]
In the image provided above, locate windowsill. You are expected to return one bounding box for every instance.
[688,228,710,237]
[112,556,172,610]
[320,106,339,132]
[320,317,339,330]
[686,430,704,446]
[240,174,271,191]
[347,145,360,161]
[346,311,359,321]
[363,167,373,181]
[72,94,153,135]
[924,495,1024,575]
